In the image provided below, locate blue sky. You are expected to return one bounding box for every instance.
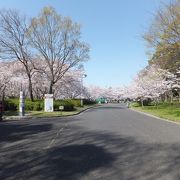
[0,0,170,88]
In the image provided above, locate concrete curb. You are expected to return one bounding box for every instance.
[2,105,101,122]
[130,108,180,126]
[70,105,101,116]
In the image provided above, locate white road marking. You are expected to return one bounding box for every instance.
[44,125,66,149]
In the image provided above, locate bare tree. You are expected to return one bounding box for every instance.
[143,0,180,72]
[0,9,35,101]
[29,7,90,94]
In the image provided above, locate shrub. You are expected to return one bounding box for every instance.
[5,98,76,112]
[143,98,152,106]
[131,102,140,107]
[54,100,74,111]
[136,98,152,106]
[4,99,44,111]
[83,99,96,105]
[4,99,19,111]
[33,101,43,111]
[25,101,34,111]
[68,99,81,107]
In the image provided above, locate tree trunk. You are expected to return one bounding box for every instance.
[170,91,173,104]
[2,91,5,103]
[165,92,168,102]
[27,74,34,102]
[141,99,144,108]
[155,98,159,109]
[48,81,54,94]
[178,90,180,103]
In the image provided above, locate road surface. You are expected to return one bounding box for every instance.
[0,104,180,180]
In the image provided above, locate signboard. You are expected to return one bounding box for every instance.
[44,94,54,112]
[59,106,64,110]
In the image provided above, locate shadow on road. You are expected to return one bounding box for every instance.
[0,122,52,142]
[86,105,126,113]
[0,143,115,180]
[0,120,180,180]
[46,144,114,179]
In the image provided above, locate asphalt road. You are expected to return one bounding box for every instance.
[0,104,180,180]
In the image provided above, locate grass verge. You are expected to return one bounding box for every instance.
[131,102,180,122]
[3,105,98,120]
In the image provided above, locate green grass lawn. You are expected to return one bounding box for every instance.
[28,107,83,117]
[131,102,180,122]
[3,105,97,119]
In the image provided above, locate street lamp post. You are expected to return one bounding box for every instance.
[80,74,87,106]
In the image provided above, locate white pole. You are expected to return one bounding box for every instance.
[19,91,25,116]
[80,74,87,107]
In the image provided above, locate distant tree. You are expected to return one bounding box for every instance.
[56,71,89,99]
[29,7,90,94]
[0,10,35,101]
[143,0,180,72]
[0,62,13,101]
[122,65,180,105]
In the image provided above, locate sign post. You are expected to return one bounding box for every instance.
[19,91,25,116]
[44,94,54,112]
[59,106,64,115]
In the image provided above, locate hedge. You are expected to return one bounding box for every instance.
[54,100,74,111]
[4,99,74,111]
[83,99,96,105]
[4,99,19,111]
[4,98,96,111]
[4,99,44,111]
